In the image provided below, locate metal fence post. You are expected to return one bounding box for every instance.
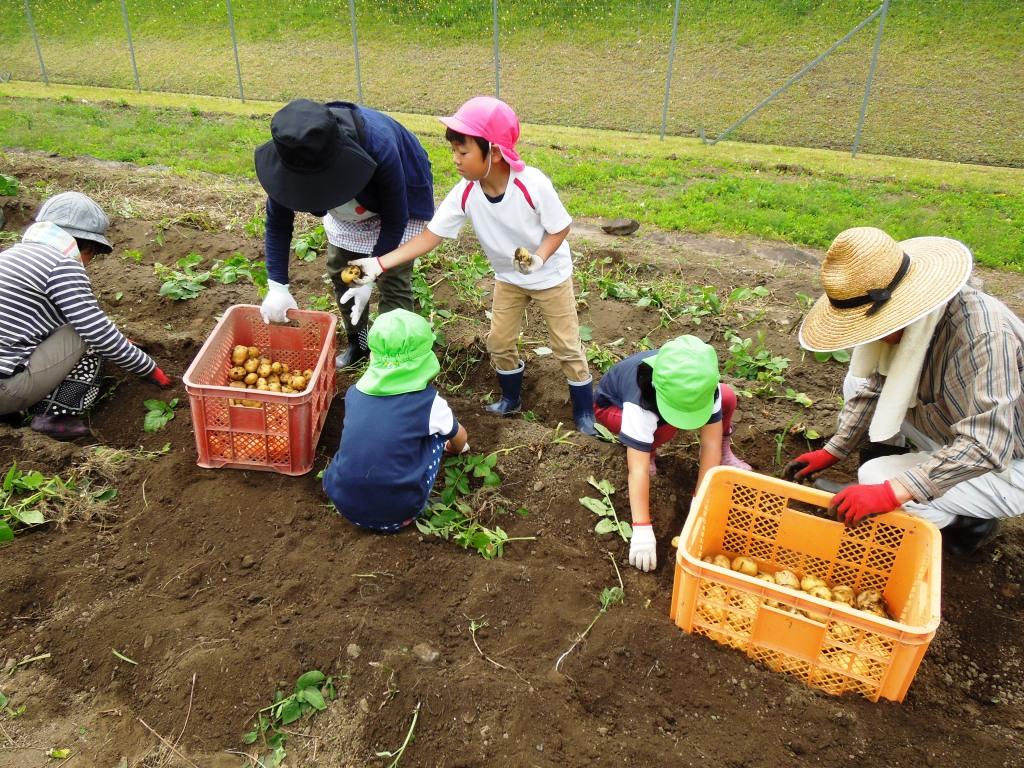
[852,0,890,158]
[120,0,141,92]
[348,0,363,104]
[225,0,245,102]
[492,0,501,98]
[660,0,682,140]
[23,0,48,85]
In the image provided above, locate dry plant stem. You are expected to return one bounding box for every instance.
[554,611,605,673]
[224,749,268,768]
[174,673,197,747]
[608,552,624,591]
[137,717,201,768]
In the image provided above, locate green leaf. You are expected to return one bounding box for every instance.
[143,399,168,412]
[619,521,633,540]
[594,518,618,535]
[0,521,14,542]
[579,497,611,516]
[0,691,8,708]
[302,687,327,711]
[578,325,593,342]
[14,509,46,526]
[143,410,169,433]
[278,698,303,725]
[242,730,259,744]
[295,670,326,689]
[94,488,118,502]
[482,472,501,487]
[831,348,851,363]
[483,452,498,468]
[114,292,124,301]
[2,464,17,492]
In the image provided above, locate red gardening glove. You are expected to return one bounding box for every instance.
[829,482,899,526]
[782,448,840,482]
[147,366,173,388]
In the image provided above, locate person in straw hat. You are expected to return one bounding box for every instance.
[783,226,1024,556]
[322,308,468,532]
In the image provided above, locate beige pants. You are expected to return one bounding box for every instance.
[0,325,87,415]
[487,277,589,382]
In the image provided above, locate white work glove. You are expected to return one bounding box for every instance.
[339,282,373,325]
[514,249,545,275]
[445,440,470,455]
[628,524,657,572]
[349,256,385,285]
[261,280,297,324]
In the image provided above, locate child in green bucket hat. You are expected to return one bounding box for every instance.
[594,335,750,572]
[323,309,468,531]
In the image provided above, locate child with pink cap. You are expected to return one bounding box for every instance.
[349,96,597,435]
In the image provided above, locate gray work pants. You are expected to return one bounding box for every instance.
[0,325,87,415]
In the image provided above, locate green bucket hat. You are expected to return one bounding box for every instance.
[356,309,440,396]
[643,335,720,429]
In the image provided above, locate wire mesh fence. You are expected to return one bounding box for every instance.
[3,1,1022,166]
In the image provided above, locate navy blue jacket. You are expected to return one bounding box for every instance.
[264,103,434,284]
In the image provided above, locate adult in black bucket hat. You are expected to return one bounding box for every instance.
[255,99,434,367]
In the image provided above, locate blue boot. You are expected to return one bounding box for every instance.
[569,378,598,436]
[485,363,524,416]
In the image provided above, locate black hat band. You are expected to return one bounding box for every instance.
[827,253,911,317]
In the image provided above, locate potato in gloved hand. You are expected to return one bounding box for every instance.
[341,264,364,285]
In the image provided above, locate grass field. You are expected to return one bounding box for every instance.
[2,1,1021,166]
[1,82,1022,271]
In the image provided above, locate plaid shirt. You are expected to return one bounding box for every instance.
[826,286,1024,502]
[323,214,427,255]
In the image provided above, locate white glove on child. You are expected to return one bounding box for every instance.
[514,251,545,275]
[629,524,657,572]
[349,256,385,285]
[339,282,373,325]
[261,280,298,324]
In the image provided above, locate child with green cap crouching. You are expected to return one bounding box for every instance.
[594,335,750,572]
[323,309,468,532]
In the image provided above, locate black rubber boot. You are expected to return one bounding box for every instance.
[568,378,598,436]
[335,328,369,369]
[485,364,524,416]
[942,516,1001,558]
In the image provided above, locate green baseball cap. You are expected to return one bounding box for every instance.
[356,309,440,396]
[642,335,720,429]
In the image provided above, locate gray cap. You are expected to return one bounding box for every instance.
[35,192,112,253]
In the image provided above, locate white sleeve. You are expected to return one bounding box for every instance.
[529,170,573,234]
[428,393,457,437]
[427,182,470,240]
[619,402,659,450]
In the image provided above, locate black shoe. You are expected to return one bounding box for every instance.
[942,516,1001,558]
[859,441,910,467]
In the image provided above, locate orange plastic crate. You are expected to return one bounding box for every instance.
[183,305,337,475]
[670,467,941,702]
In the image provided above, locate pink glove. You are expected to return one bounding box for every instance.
[783,448,839,482]
[829,482,899,526]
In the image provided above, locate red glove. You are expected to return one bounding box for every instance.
[782,448,840,482]
[829,482,899,526]
[147,367,173,388]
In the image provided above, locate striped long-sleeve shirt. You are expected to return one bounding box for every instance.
[826,286,1024,502]
[0,225,154,378]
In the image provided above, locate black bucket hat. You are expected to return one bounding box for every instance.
[254,99,377,213]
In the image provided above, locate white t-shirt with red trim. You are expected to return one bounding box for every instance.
[427,166,573,290]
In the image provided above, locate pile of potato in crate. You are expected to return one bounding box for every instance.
[225,345,312,406]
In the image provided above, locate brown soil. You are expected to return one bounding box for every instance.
[1,154,1023,768]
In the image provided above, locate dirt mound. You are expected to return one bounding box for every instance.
[0,155,1022,767]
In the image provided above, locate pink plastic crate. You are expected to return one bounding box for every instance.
[183,305,337,475]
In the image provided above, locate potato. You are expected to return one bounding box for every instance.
[246,383,256,389]
[699,585,728,623]
[341,264,363,284]
[243,358,259,374]
[290,375,307,390]
[268,382,282,392]
[670,536,680,549]
[270,361,283,375]
[731,556,758,577]
[280,373,293,386]
[242,372,257,385]
[259,356,272,367]
[240,398,260,408]
[832,585,855,605]
[231,345,248,365]
[755,571,775,583]
[854,589,883,609]
[774,569,800,590]
[829,622,858,643]
[801,574,826,592]
[282,386,296,394]
[256,383,269,391]
[228,380,246,389]
[256,377,267,387]
[267,375,280,386]
[808,584,833,601]
[862,603,889,619]
[228,365,247,381]
[247,346,260,359]
[279,363,290,375]
[257,363,272,379]
[514,247,532,268]
[303,369,313,380]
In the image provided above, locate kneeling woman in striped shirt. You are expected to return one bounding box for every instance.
[0,192,172,439]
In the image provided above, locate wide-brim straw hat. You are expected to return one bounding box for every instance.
[799,227,973,352]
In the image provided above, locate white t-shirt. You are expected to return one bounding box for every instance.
[427,166,573,290]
